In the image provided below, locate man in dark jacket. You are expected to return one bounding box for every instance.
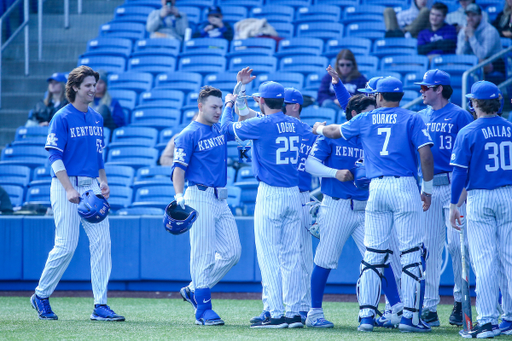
[193,6,233,41]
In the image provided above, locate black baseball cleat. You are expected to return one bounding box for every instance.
[285,315,304,328]
[421,309,440,327]
[251,316,288,329]
[449,301,463,326]
[460,322,494,339]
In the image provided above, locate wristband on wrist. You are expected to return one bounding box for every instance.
[422,179,433,195]
[225,100,234,107]
[317,125,325,136]
[449,203,457,210]
[175,193,183,199]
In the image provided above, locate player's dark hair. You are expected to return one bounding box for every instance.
[66,66,99,103]
[440,85,453,100]
[197,85,222,104]
[264,98,285,109]
[282,103,303,114]
[473,98,501,115]
[381,92,404,102]
[335,49,362,82]
[345,95,376,120]
[431,2,449,16]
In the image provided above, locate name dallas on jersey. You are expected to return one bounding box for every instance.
[481,126,512,139]
[69,125,104,138]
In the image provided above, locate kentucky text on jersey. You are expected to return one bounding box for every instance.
[198,135,226,151]
[426,122,454,133]
[70,126,104,138]
[481,126,512,139]
[336,145,364,159]
[372,114,397,125]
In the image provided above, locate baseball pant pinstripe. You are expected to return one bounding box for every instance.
[359,176,424,319]
[499,254,512,321]
[36,178,111,305]
[254,182,303,318]
[466,186,512,325]
[299,191,313,312]
[185,186,241,291]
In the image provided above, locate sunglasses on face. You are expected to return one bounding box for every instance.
[338,63,353,67]
[420,85,439,92]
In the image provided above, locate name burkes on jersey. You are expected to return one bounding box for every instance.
[69,125,104,138]
[372,114,397,124]
[481,125,512,140]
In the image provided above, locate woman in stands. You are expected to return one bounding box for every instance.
[25,73,68,127]
[90,70,125,131]
[317,49,367,115]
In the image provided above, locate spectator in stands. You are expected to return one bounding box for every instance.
[446,0,489,33]
[492,0,512,38]
[90,70,125,131]
[384,0,430,38]
[0,186,13,214]
[160,112,199,166]
[456,4,504,79]
[193,6,233,41]
[146,0,189,40]
[318,49,367,111]
[25,73,68,127]
[418,2,457,56]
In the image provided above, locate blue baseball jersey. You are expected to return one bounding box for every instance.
[309,136,368,201]
[340,107,433,178]
[172,121,233,187]
[223,108,304,187]
[297,120,318,192]
[417,103,473,174]
[45,104,105,177]
[450,116,512,191]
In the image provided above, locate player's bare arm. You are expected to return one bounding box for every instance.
[172,167,186,209]
[55,170,80,204]
[98,169,110,199]
[312,121,342,139]
[418,145,434,211]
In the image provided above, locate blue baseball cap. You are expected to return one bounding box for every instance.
[415,69,451,87]
[47,72,67,83]
[284,88,303,105]
[358,77,383,93]
[252,81,284,99]
[465,81,500,100]
[372,76,403,93]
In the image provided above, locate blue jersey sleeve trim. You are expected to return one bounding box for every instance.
[417,141,434,149]
[339,125,348,140]
[45,145,64,153]
[449,162,468,169]
[450,166,467,204]
[174,160,188,167]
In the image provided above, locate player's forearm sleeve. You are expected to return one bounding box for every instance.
[48,148,63,163]
[450,166,467,205]
[220,105,235,136]
[305,157,337,178]
[332,82,351,111]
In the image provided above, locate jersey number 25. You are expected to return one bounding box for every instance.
[276,136,299,165]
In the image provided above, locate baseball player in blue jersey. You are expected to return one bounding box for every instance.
[449,81,512,339]
[313,77,435,333]
[414,70,474,327]
[30,66,124,321]
[173,86,242,326]
[222,81,305,328]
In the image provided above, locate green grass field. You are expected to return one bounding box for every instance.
[0,296,505,340]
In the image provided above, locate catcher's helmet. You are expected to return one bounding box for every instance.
[77,190,110,223]
[351,159,370,190]
[163,200,198,235]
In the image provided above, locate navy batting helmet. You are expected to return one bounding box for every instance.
[163,201,198,235]
[77,190,110,223]
[351,159,370,190]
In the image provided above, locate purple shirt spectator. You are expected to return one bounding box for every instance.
[418,23,457,55]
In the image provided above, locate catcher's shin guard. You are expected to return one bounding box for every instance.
[401,244,427,325]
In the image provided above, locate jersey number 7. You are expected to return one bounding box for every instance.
[378,128,391,156]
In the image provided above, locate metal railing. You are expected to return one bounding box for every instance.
[64,0,82,28]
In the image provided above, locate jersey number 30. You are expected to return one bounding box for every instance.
[276,136,299,165]
[485,141,512,172]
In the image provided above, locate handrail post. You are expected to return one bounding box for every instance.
[38,0,42,60]
[24,0,29,76]
[78,0,82,14]
[0,17,3,109]
[64,0,69,28]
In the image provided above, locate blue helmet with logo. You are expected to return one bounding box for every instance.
[77,190,110,223]
[163,201,198,235]
[350,159,370,190]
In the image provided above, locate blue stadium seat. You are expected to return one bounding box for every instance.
[178,6,201,26]
[30,165,52,186]
[227,167,236,186]
[402,90,425,111]
[133,166,173,191]
[304,73,323,91]
[128,56,176,75]
[266,0,311,8]
[154,72,202,94]
[85,37,133,58]
[116,207,164,215]
[228,38,277,57]
[181,110,198,125]
[295,5,341,23]
[234,181,259,215]
[202,5,248,24]
[203,72,250,94]
[25,184,51,207]
[110,127,158,148]
[113,5,154,24]
[130,108,181,129]
[0,146,47,168]
[236,165,257,182]
[138,89,185,110]
[314,0,358,8]
[158,127,177,145]
[3,185,24,207]
[276,37,323,58]
[380,55,429,78]
[250,5,294,23]
[9,137,47,147]
[178,55,226,75]
[430,54,478,86]
[105,165,135,187]
[104,127,111,144]
[363,70,402,82]
[78,55,126,74]
[278,56,327,75]
[132,38,181,58]
[402,72,424,90]
[324,38,372,59]
[99,22,146,42]
[227,141,240,165]
[480,0,504,22]
[107,146,159,169]
[226,185,241,215]
[254,72,304,89]
[108,72,153,94]
[372,38,418,57]
[341,5,386,25]
[0,165,31,187]
[300,107,337,126]
[228,56,277,75]
[270,23,295,38]
[175,0,214,9]
[361,0,407,10]
[109,89,137,113]
[108,185,133,210]
[123,0,160,8]
[355,55,380,72]
[296,22,344,42]
[501,38,511,49]
[132,185,176,209]
[181,38,229,57]
[346,22,386,41]
[15,126,48,141]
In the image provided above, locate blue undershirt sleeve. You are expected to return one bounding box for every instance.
[450,166,467,205]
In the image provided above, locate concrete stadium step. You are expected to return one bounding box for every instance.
[2,75,50,93]
[1,92,42,110]
[2,42,88,61]
[1,60,77,76]
[43,0,123,15]
[0,111,29,146]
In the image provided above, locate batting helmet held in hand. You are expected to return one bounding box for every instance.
[351,159,370,190]
[163,200,198,235]
[77,190,110,223]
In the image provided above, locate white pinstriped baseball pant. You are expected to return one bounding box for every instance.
[466,186,512,325]
[36,178,111,305]
[254,182,303,318]
[185,186,241,291]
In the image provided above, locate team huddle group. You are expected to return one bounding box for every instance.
[29,64,512,339]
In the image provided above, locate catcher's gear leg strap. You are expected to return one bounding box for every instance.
[357,247,393,317]
[401,245,426,325]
